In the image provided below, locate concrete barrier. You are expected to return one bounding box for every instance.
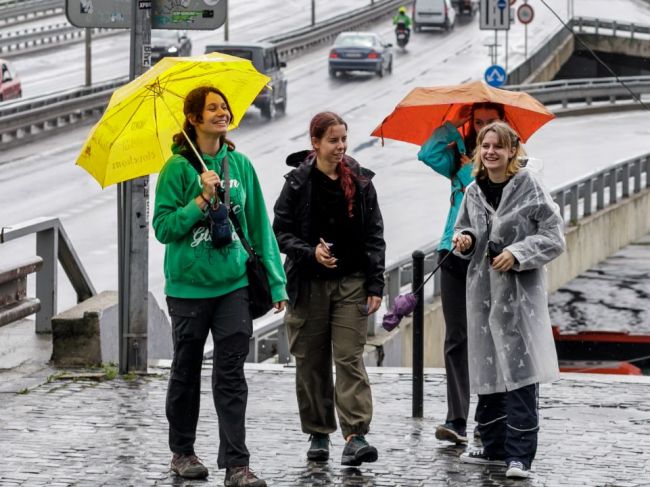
[51,290,172,367]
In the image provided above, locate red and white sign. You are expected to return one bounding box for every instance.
[517,3,534,24]
[509,0,517,5]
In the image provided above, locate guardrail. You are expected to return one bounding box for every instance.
[506,75,650,108]
[0,24,124,58]
[0,217,96,333]
[251,152,650,363]
[262,0,411,62]
[0,0,63,28]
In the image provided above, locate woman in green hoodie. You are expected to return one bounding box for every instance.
[153,86,287,487]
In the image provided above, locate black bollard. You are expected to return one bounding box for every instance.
[412,250,425,418]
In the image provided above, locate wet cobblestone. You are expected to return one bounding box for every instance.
[1,366,649,486]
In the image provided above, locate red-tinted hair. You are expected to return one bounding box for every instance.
[309,111,357,217]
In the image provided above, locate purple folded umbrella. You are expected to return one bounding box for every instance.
[382,293,418,332]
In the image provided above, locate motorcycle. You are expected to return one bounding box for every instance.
[395,22,410,50]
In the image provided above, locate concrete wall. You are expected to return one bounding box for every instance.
[580,33,650,58]
[371,186,650,367]
[525,35,574,83]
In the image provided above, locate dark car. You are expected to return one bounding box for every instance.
[204,42,287,119]
[151,30,192,64]
[0,58,21,102]
[328,32,393,78]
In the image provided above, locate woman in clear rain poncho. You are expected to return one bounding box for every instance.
[452,122,565,480]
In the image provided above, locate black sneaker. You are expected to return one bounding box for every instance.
[506,460,530,479]
[341,435,378,466]
[435,421,468,444]
[170,453,209,479]
[307,433,330,461]
[224,466,267,487]
[459,448,505,466]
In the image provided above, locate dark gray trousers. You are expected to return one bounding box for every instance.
[475,383,539,469]
[166,288,253,469]
[439,250,470,425]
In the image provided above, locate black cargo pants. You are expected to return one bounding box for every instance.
[166,287,253,469]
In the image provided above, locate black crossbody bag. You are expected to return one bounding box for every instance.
[181,148,273,319]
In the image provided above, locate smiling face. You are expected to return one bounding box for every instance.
[190,91,231,138]
[479,130,516,181]
[312,123,347,167]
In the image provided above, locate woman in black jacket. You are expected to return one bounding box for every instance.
[273,111,385,467]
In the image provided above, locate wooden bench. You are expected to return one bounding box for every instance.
[0,256,43,328]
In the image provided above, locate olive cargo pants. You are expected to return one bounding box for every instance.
[285,275,373,439]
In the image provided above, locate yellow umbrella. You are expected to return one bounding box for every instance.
[76,52,271,188]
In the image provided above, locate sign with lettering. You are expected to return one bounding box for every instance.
[66,0,226,30]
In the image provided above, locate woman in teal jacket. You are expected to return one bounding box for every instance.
[417,102,504,445]
[153,86,286,487]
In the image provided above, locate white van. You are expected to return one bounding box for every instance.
[413,0,456,31]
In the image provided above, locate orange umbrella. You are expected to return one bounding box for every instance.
[371,80,554,146]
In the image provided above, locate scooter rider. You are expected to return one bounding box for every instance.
[393,6,412,34]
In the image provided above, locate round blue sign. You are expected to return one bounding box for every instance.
[497,0,507,9]
[484,64,507,87]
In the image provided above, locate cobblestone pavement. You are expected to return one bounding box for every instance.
[1,365,650,487]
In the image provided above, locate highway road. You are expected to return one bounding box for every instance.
[1,0,649,314]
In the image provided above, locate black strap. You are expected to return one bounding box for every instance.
[182,148,255,259]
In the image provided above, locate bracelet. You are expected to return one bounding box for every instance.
[199,193,211,206]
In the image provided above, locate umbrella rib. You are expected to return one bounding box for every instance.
[109,94,150,147]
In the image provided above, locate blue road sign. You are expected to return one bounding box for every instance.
[484,64,507,87]
[497,0,507,9]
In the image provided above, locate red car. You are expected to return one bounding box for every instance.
[0,59,22,102]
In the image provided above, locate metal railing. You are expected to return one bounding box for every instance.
[0,0,63,28]
[0,217,96,333]
[262,0,411,62]
[0,25,124,58]
[250,152,650,363]
[506,75,650,108]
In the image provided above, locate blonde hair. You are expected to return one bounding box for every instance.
[472,121,526,180]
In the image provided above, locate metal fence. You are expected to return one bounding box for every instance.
[0,217,96,333]
[0,0,63,28]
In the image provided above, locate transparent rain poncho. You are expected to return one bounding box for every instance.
[454,168,566,395]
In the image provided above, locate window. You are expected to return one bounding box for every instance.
[264,49,276,71]
[1,64,11,82]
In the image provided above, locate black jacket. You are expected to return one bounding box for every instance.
[273,150,386,305]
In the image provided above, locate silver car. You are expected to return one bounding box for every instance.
[328,32,393,78]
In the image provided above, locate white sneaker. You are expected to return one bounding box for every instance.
[459,449,505,466]
[506,460,530,479]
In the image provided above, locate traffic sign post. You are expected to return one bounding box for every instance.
[480,0,511,30]
[65,0,226,373]
[518,1,534,59]
[66,0,227,29]
[484,64,507,87]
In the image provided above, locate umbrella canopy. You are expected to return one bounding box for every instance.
[370,80,554,146]
[77,52,271,188]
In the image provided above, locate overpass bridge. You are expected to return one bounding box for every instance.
[1,0,649,368]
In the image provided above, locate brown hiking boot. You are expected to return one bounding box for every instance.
[170,453,209,479]
[224,466,267,487]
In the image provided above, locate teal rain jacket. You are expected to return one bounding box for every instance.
[417,121,474,251]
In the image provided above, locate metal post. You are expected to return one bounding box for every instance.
[118,2,151,374]
[311,0,316,26]
[505,29,509,72]
[35,228,57,333]
[494,30,498,65]
[84,28,91,86]
[224,0,229,41]
[412,250,424,418]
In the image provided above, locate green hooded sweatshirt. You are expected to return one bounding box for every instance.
[153,143,288,303]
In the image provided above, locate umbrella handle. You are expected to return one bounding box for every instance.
[158,93,209,173]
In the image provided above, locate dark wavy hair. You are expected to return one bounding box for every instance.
[172,86,236,152]
[451,102,505,176]
[309,111,357,218]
